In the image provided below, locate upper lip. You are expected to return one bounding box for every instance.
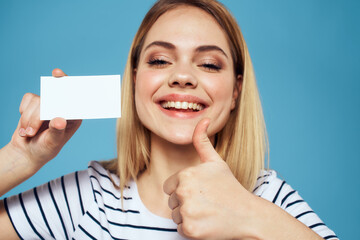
[155,93,209,107]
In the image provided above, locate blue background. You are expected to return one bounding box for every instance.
[1,0,359,238]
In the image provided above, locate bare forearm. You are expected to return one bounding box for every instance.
[247,197,323,240]
[0,144,39,197]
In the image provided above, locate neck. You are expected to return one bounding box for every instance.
[139,133,200,186]
[136,133,201,218]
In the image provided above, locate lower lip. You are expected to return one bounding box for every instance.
[158,104,205,119]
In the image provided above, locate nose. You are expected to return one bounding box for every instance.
[168,65,198,89]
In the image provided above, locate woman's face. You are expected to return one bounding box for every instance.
[135,6,240,145]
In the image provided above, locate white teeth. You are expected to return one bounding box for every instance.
[181,102,188,109]
[161,101,204,111]
[175,101,181,109]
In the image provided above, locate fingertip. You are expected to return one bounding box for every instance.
[25,127,34,136]
[192,118,221,163]
[52,68,67,77]
[50,117,67,130]
[193,118,211,142]
[19,128,27,137]
[201,118,211,131]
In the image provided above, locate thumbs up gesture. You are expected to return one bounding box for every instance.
[163,119,260,239]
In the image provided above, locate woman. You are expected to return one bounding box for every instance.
[0,0,338,239]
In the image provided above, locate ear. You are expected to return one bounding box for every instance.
[231,74,242,110]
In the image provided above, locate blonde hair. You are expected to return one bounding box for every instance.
[102,0,268,197]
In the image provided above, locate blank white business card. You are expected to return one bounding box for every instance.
[40,75,121,120]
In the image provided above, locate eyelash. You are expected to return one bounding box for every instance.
[147,58,169,67]
[201,63,221,72]
[147,58,222,72]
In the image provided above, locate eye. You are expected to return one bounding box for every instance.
[147,58,170,68]
[201,63,221,72]
[200,62,222,72]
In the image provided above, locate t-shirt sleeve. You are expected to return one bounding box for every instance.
[256,171,338,240]
[4,169,93,240]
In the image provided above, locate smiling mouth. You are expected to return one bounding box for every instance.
[160,101,205,111]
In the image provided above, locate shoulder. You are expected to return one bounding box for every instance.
[252,170,278,197]
[252,170,338,239]
[85,161,130,207]
[3,161,110,239]
[86,160,120,193]
[253,170,299,208]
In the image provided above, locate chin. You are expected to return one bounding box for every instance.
[169,132,195,145]
[168,138,193,146]
[158,128,195,146]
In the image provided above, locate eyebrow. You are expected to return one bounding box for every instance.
[144,41,228,58]
[144,41,175,51]
[195,45,228,58]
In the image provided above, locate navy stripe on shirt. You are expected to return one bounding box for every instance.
[324,235,338,239]
[286,199,305,209]
[4,198,24,240]
[61,176,75,231]
[90,176,131,201]
[34,187,55,238]
[295,210,314,219]
[78,224,97,240]
[19,193,45,240]
[253,181,269,192]
[85,211,127,240]
[75,171,85,215]
[272,180,286,203]
[281,190,296,206]
[48,182,69,240]
[87,211,177,232]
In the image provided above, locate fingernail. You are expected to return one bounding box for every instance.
[25,127,33,135]
[19,128,26,137]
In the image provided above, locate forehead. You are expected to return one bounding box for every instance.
[143,6,230,53]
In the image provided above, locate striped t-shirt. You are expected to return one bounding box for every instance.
[4,161,338,240]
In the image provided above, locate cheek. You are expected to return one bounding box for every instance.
[203,74,235,105]
[134,69,168,129]
[135,70,165,102]
[136,70,162,91]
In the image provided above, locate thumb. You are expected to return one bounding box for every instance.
[192,118,221,163]
[47,117,82,143]
[44,118,67,147]
[52,68,67,78]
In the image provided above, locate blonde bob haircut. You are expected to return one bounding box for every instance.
[103,0,268,196]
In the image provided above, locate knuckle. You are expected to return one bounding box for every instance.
[199,134,208,144]
[23,92,34,100]
[26,112,40,129]
[30,95,40,105]
[19,93,31,113]
[20,112,30,126]
[19,93,40,114]
[179,168,194,179]
[179,204,193,218]
[21,92,37,104]
[182,221,198,238]
[176,185,191,199]
[23,93,39,104]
